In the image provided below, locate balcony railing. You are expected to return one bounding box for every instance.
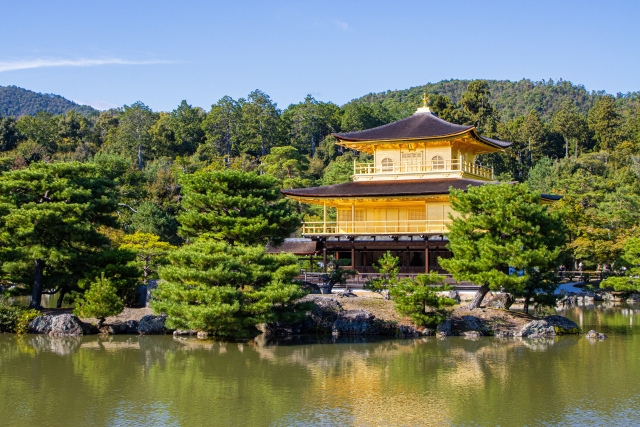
[354,160,493,180]
[302,220,452,236]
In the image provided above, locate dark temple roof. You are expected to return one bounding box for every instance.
[333,111,512,148]
[281,178,490,198]
[283,179,561,201]
[266,240,317,255]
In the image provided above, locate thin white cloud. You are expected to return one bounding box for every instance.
[0,58,175,73]
[333,20,350,31]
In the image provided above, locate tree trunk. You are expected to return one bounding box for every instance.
[138,144,143,170]
[56,285,70,308]
[467,285,490,309]
[29,259,45,309]
[523,295,530,314]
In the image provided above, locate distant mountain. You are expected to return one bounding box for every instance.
[0,85,98,117]
[351,79,636,122]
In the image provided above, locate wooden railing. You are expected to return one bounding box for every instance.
[301,219,452,235]
[354,160,493,180]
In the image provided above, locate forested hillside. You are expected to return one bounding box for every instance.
[1,78,640,280]
[353,79,637,121]
[0,85,97,117]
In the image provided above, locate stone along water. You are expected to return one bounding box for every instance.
[1,304,640,426]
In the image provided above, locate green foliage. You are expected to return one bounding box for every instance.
[259,145,311,188]
[74,273,124,324]
[0,297,21,332]
[601,236,640,292]
[178,169,300,245]
[15,309,40,334]
[322,259,357,293]
[0,297,39,334]
[390,273,456,327]
[119,232,174,283]
[151,239,308,337]
[0,161,121,308]
[0,85,97,117]
[440,183,566,306]
[364,251,400,299]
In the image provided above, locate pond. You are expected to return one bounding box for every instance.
[1,303,639,426]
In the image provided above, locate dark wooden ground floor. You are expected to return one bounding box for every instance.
[301,236,452,274]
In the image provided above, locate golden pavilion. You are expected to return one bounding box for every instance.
[281,98,517,274]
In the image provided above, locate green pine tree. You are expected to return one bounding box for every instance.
[151,239,309,337]
[440,183,566,310]
[178,169,300,245]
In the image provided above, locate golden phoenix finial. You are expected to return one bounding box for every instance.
[422,91,428,107]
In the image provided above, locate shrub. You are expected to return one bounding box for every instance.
[390,273,457,327]
[0,297,40,333]
[365,251,400,299]
[15,309,40,334]
[0,298,21,332]
[74,273,124,328]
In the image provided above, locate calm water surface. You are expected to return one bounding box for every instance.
[1,303,640,427]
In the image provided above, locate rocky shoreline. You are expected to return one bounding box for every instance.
[17,294,591,341]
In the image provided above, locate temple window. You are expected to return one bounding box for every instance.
[431,155,445,170]
[381,158,395,172]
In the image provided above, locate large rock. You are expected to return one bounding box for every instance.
[299,295,344,334]
[463,315,484,332]
[517,315,580,337]
[332,310,378,335]
[28,314,92,336]
[118,320,139,334]
[544,315,580,334]
[436,319,452,336]
[485,293,514,309]
[138,314,168,335]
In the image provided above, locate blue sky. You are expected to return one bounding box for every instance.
[1,1,638,111]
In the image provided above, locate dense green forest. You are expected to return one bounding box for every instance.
[1,78,640,321]
[0,85,97,117]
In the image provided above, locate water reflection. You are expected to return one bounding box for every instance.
[1,304,639,426]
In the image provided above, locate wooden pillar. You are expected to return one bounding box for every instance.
[323,247,327,273]
[351,246,355,270]
[425,245,430,273]
[323,201,327,234]
[351,202,355,234]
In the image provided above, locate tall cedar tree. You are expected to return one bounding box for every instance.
[440,183,565,309]
[0,162,136,309]
[178,169,300,245]
[151,240,309,336]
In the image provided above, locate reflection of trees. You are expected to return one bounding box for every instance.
[1,309,640,427]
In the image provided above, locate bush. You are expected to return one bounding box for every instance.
[0,297,40,333]
[390,273,457,327]
[365,251,400,299]
[15,309,40,334]
[0,298,21,332]
[74,273,124,328]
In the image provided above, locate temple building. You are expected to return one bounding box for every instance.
[280,98,544,274]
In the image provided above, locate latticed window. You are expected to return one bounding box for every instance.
[401,152,422,163]
[431,155,445,170]
[354,209,365,221]
[381,158,394,172]
[409,208,426,221]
